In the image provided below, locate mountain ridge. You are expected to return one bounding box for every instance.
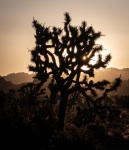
[1,68,129,84]
[2,72,34,85]
[1,68,129,96]
[94,67,129,81]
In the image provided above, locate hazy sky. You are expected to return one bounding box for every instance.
[0,0,129,76]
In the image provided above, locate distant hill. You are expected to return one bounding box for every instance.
[94,68,129,82]
[0,68,129,95]
[111,79,129,96]
[2,68,129,85]
[86,68,129,96]
[0,77,18,92]
[3,72,34,84]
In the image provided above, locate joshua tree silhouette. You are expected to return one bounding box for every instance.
[29,12,122,130]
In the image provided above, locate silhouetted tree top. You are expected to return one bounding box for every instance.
[29,13,111,84]
[29,12,122,130]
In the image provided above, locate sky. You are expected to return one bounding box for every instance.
[0,0,129,76]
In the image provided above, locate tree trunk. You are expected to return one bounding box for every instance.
[58,92,68,130]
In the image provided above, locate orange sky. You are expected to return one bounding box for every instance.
[0,0,129,76]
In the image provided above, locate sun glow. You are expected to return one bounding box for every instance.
[81,55,89,70]
[81,54,98,71]
[81,65,89,71]
[83,56,86,60]
[62,45,110,72]
[89,53,98,65]
[81,49,110,71]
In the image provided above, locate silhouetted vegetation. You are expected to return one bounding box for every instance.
[29,12,122,130]
[1,85,129,149]
[1,12,129,149]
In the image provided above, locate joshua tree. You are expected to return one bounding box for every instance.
[29,12,122,130]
